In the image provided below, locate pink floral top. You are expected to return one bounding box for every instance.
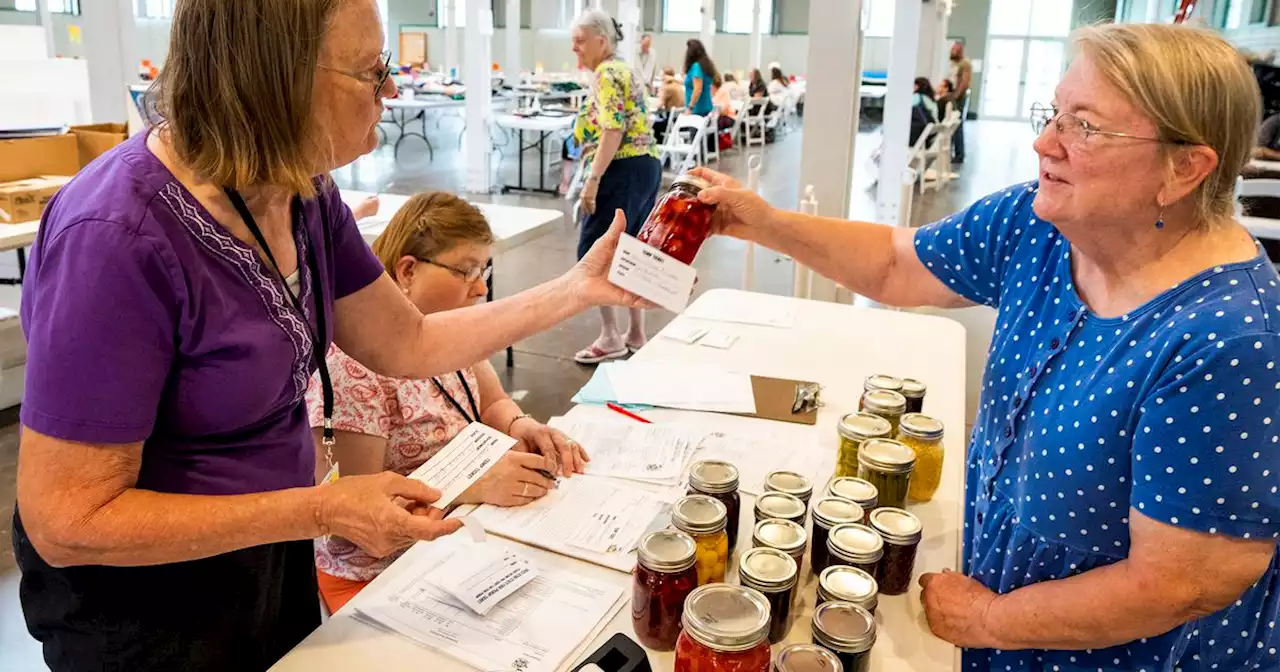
[306,344,478,581]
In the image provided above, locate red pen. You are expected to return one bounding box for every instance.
[607,402,652,424]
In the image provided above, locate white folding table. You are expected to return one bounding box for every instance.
[492,113,577,196]
[271,288,969,672]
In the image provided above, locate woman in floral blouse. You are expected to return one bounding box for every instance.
[569,9,662,364]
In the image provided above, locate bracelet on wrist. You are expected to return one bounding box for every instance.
[506,413,534,435]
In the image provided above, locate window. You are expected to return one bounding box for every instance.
[437,0,466,27]
[139,0,175,18]
[1221,0,1245,29]
[13,0,81,13]
[722,0,772,34]
[1252,0,1274,24]
[863,0,895,38]
[663,0,702,33]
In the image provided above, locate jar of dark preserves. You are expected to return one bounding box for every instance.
[868,507,922,596]
[633,529,700,650]
[811,602,876,672]
[763,471,813,522]
[688,460,743,551]
[826,478,877,521]
[860,374,903,398]
[753,492,806,526]
[809,497,863,577]
[751,518,807,571]
[899,378,927,414]
[773,644,842,672]
[816,565,878,614]
[674,584,772,672]
[825,523,883,580]
[637,174,717,265]
[737,547,798,644]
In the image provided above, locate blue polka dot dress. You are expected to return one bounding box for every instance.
[914,182,1280,671]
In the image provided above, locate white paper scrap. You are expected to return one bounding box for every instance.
[431,543,537,616]
[607,234,697,313]
[699,331,739,349]
[407,422,517,507]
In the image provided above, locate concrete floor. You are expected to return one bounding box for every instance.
[0,117,1037,669]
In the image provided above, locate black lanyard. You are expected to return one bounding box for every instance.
[223,187,335,447]
[431,372,481,424]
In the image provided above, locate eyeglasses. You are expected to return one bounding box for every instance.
[420,258,492,285]
[1029,103,1189,146]
[320,50,393,100]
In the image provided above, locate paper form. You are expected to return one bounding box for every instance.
[430,542,537,616]
[689,430,826,496]
[353,538,624,672]
[407,422,517,507]
[683,293,796,328]
[548,417,696,484]
[469,475,672,572]
[607,361,758,414]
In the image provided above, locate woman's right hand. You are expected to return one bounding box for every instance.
[457,452,557,507]
[689,167,776,240]
[317,472,463,558]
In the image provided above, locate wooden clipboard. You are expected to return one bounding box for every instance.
[734,375,819,425]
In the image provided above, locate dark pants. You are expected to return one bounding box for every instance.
[13,511,320,671]
[952,93,968,161]
[578,154,662,259]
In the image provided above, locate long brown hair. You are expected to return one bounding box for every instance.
[155,0,342,198]
[371,193,495,277]
[683,39,719,84]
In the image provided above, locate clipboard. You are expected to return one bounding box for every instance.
[736,375,819,425]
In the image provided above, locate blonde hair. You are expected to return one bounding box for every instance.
[1073,23,1260,223]
[371,193,494,277]
[155,0,342,198]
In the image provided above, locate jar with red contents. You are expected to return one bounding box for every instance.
[637,174,717,265]
[674,584,772,672]
[632,529,700,651]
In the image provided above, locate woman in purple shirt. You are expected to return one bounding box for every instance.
[10,1,641,670]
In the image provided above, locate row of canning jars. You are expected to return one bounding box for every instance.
[837,374,946,506]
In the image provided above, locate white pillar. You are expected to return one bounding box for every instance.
[875,0,922,226]
[700,0,716,56]
[915,0,949,83]
[38,0,56,58]
[749,0,763,72]
[445,0,460,75]
[1144,0,1160,23]
[505,0,522,77]
[464,0,494,194]
[81,0,137,123]
[618,0,641,68]
[798,0,863,303]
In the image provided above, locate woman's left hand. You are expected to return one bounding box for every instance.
[919,569,1001,649]
[510,419,590,477]
[581,177,599,215]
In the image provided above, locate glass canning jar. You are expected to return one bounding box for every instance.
[637,174,717,265]
[633,529,700,650]
[672,494,731,585]
[688,460,743,551]
[674,584,772,672]
[856,439,916,510]
[835,413,892,479]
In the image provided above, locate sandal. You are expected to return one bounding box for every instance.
[574,343,630,365]
[625,339,647,354]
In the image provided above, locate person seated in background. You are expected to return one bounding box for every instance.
[653,66,685,141]
[720,72,746,102]
[308,193,589,614]
[748,68,768,99]
[910,77,939,147]
[935,78,955,120]
[1253,111,1280,161]
[766,64,790,110]
[712,74,740,125]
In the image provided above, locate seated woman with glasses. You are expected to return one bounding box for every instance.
[689,23,1278,671]
[306,192,590,614]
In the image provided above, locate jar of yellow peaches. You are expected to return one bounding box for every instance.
[672,495,730,586]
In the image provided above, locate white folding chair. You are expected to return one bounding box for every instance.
[743,100,768,148]
[729,99,748,147]
[658,113,708,174]
[703,109,721,163]
[906,122,937,195]
[1236,177,1280,216]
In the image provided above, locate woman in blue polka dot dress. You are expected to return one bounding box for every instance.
[691,24,1278,672]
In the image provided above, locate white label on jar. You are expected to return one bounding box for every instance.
[608,234,697,313]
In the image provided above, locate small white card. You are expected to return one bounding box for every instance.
[699,331,739,349]
[431,542,537,616]
[661,323,707,344]
[408,422,517,508]
[608,234,697,313]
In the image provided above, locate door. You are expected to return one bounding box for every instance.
[980,0,1073,120]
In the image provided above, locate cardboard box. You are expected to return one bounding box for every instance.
[70,123,129,167]
[0,176,72,224]
[0,134,78,183]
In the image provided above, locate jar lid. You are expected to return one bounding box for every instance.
[836,412,893,442]
[811,601,877,653]
[753,518,807,553]
[738,546,798,591]
[637,529,697,573]
[672,173,712,193]
[773,643,842,672]
[828,477,878,506]
[857,439,916,474]
[899,378,927,399]
[862,389,907,415]
[811,497,864,528]
[899,413,944,440]
[681,584,771,652]
[689,460,740,494]
[764,471,813,501]
[827,523,883,562]
[755,492,806,520]
[818,565,879,606]
[869,507,923,544]
[672,495,728,535]
[863,374,903,393]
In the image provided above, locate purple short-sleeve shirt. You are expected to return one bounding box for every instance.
[20,133,385,495]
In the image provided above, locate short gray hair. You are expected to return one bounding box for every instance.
[573,9,622,52]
